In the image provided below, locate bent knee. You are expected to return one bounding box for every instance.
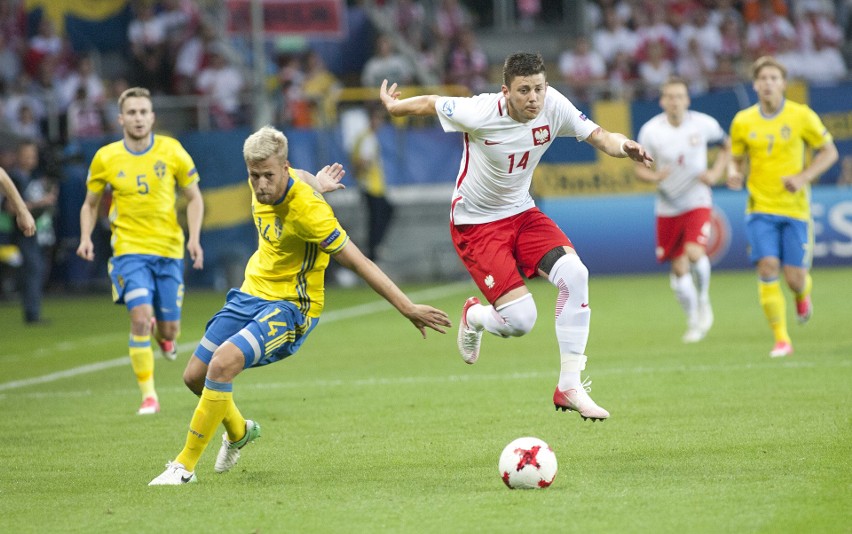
[496,293,537,337]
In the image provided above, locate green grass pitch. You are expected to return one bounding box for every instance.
[1,267,849,533]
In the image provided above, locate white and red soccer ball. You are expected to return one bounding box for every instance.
[498,437,558,489]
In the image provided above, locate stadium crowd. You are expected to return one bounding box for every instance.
[0,0,850,310]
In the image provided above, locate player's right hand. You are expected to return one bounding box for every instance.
[76,239,95,261]
[379,80,401,112]
[406,304,452,339]
[726,171,744,190]
[16,210,36,237]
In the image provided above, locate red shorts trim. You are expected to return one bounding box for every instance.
[656,207,711,262]
[451,208,573,303]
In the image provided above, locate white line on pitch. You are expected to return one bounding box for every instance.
[0,283,470,393]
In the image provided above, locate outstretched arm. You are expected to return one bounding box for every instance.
[586,127,653,167]
[700,137,731,186]
[380,80,439,117]
[0,168,35,236]
[295,163,346,194]
[333,240,451,338]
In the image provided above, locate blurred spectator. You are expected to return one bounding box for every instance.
[4,76,45,130]
[635,6,677,63]
[0,32,20,87]
[195,45,244,129]
[838,156,852,187]
[434,0,473,45]
[102,77,130,134]
[593,6,638,66]
[795,1,847,82]
[173,20,216,94]
[558,35,606,103]
[351,106,394,262]
[708,54,742,90]
[59,55,105,112]
[742,0,788,23]
[517,0,541,31]
[67,87,106,141]
[25,16,62,77]
[676,37,715,95]
[677,7,722,60]
[745,1,797,63]
[391,0,426,46]
[6,141,57,324]
[127,1,169,93]
[607,50,638,100]
[445,29,489,93]
[302,51,342,128]
[361,34,414,88]
[638,41,674,97]
[718,14,745,61]
[11,104,43,144]
[0,0,26,55]
[275,54,308,127]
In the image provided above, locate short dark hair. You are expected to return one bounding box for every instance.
[503,52,546,87]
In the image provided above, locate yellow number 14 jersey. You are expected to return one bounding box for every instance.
[86,134,199,258]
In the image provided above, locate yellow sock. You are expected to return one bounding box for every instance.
[795,273,813,303]
[758,279,790,343]
[129,334,156,399]
[222,398,247,443]
[175,382,232,471]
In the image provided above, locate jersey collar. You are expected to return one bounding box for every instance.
[272,176,294,205]
[759,98,785,120]
[124,133,155,155]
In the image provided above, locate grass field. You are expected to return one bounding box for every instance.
[1,268,849,533]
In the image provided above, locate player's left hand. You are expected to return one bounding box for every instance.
[405,304,452,338]
[188,241,204,269]
[316,163,346,193]
[782,174,807,193]
[623,140,654,168]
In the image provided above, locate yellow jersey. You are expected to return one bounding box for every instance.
[729,99,833,220]
[351,129,386,197]
[87,134,199,258]
[241,168,349,318]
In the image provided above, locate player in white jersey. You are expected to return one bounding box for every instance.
[380,52,653,421]
[635,77,729,343]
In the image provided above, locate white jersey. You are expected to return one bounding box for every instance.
[636,110,725,217]
[436,87,599,225]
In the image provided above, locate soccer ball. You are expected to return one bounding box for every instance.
[498,437,558,489]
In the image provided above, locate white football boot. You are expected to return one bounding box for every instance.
[149,461,196,486]
[457,297,484,364]
[553,378,610,421]
[215,419,261,473]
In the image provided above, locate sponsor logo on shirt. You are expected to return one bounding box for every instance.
[441,99,456,117]
[321,228,341,248]
[532,125,551,146]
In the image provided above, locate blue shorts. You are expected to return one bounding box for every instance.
[109,254,184,321]
[745,213,812,268]
[194,289,318,369]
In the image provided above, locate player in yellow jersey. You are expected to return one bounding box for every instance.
[149,125,451,485]
[727,57,838,358]
[76,87,205,415]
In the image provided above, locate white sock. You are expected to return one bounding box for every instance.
[466,293,536,338]
[692,255,711,303]
[549,254,591,390]
[671,273,698,327]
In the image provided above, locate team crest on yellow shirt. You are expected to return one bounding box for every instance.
[154,160,166,179]
[781,125,791,140]
[274,216,282,239]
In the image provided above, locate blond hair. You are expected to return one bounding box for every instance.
[751,56,787,80]
[243,125,288,164]
[118,87,152,112]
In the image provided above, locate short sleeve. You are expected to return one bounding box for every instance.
[801,107,833,149]
[174,143,199,188]
[86,150,108,194]
[729,113,746,157]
